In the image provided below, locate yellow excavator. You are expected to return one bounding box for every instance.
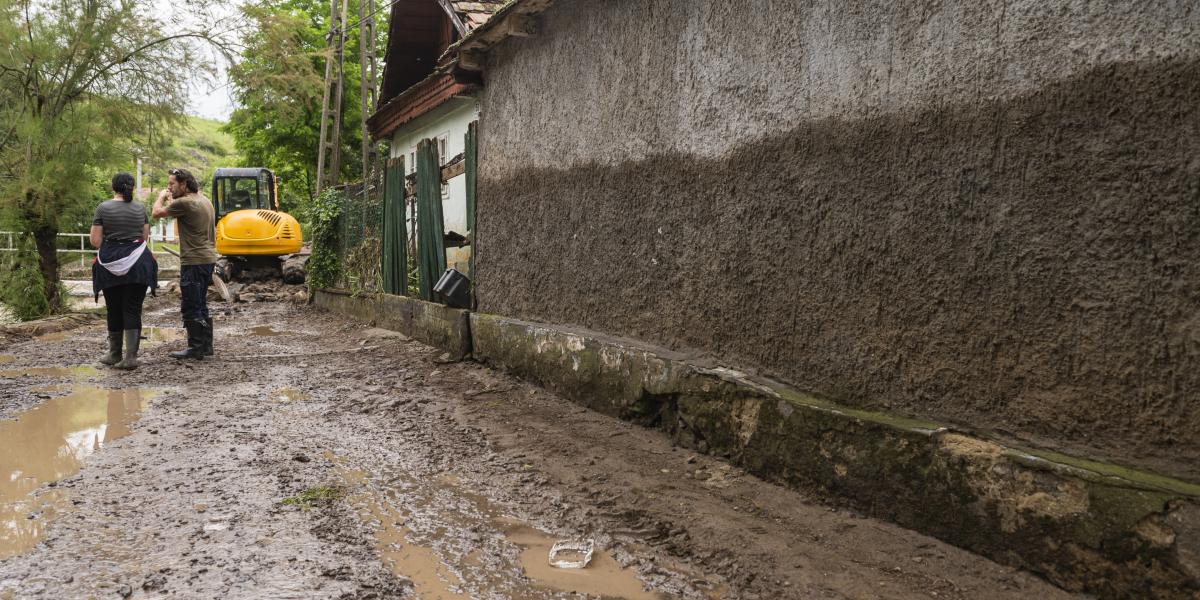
[209,168,305,282]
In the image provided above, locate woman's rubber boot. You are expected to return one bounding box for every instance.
[170,320,206,360]
[99,332,122,366]
[114,329,141,370]
[201,317,214,356]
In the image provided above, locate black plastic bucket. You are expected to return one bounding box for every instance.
[433,268,471,309]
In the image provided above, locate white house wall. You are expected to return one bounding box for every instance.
[389,97,479,274]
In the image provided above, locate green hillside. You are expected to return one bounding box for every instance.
[142,116,242,192]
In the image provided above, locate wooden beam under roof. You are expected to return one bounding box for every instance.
[434,0,468,36]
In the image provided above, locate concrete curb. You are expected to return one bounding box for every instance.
[469,312,1200,600]
[313,289,471,359]
[312,291,1199,597]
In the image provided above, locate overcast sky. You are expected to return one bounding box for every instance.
[190,68,237,121]
[179,0,241,122]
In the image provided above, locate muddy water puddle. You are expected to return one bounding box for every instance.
[249,325,286,337]
[331,458,671,599]
[274,387,311,402]
[0,386,157,559]
[0,365,99,379]
[0,355,14,364]
[142,326,185,346]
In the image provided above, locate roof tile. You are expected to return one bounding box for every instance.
[449,0,506,31]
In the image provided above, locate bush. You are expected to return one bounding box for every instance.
[304,188,343,290]
[0,239,54,320]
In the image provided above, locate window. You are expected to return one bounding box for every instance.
[214,177,266,216]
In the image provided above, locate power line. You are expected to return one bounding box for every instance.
[343,0,402,33]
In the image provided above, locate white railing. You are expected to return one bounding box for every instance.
[0,231,173,267]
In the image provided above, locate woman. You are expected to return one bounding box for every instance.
[91,172,158,369]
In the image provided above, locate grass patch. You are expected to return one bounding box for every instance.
[152,242,180,255]
[280,485,341,507]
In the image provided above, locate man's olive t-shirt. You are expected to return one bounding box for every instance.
[166,193,218,265]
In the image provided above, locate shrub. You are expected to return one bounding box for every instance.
[0,238,54,320]
[304,188,343,290]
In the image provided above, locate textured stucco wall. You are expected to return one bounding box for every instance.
[474,0,1200,479]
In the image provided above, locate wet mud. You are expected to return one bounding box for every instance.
[0,302,1084,598]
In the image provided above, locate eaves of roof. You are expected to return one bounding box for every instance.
[436,0,558,74]
[447,0,508,32]
[368,0,549,138]
[368,71,476,141]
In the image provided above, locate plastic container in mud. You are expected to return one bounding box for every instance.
[434,268,471,309]
[548,539,595,569]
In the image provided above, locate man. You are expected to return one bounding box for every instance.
[152,168,216,359]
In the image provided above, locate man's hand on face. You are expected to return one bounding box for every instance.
[158,189,172,203]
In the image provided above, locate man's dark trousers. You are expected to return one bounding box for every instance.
[175,263,214,358]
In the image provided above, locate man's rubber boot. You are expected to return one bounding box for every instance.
[201,317,214,356]
[99,332,122,366]
[170,320,205,360]
[114,329,141,370]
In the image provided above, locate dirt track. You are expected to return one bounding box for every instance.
[0,300,1084,599]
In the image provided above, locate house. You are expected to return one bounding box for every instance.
[367,0,505,275]
[411,1,1200,594]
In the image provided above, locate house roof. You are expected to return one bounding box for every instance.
[437,0,557,72]
[446,1,508,33]
[370,1,507,140]
[369,0,554,140]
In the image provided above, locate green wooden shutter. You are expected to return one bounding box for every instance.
[382,156,407,295]
[415,138,446,301]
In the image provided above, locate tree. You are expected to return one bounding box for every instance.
[0,0,229,315]
[225,0,374,219]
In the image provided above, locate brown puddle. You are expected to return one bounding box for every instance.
[274,388,311,402]
[334,462,668,599]
[0,355,14,364]
[249,325,284,337]
[0,386,157,559]
[0,365,99,379]
[364,491,470,599]
[33,331,70,342]
[499,518,664,600]
[142,326,185,346]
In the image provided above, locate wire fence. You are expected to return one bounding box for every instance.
[332,182,385,292]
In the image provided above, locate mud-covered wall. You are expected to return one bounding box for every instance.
[474,0,1200,479]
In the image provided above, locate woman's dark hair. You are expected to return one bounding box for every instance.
[112,172,135,202]
[168,168,199,193]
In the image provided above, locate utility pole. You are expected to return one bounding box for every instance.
[359,0,381,199]
[316,0,348,194]
[358,0,382,233]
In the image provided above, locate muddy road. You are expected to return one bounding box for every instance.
[0,301,1084,599]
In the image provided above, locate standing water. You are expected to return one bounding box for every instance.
[0,386,157,559]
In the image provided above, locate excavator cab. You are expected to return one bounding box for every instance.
[210,168,304,257]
